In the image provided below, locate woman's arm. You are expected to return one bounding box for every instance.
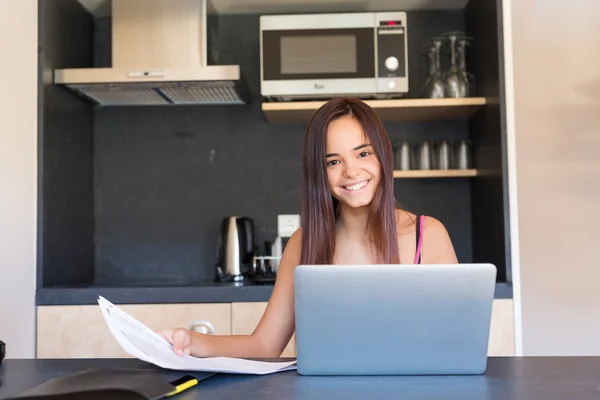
[420,217,458,264]
[157,228,302,358]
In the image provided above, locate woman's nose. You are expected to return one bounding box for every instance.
[343,160,361,178]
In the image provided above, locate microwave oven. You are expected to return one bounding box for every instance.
[260,12,408,101]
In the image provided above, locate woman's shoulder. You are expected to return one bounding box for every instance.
[421,215,449,235]
[395,209,448,235]
[285,227,303,255]
[290,227,302,242]
[417,215,458,264]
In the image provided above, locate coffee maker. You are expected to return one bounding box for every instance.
[216,216,255,282]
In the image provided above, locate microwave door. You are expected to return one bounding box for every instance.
[261,28,376,99]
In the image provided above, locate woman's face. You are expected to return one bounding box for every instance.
[325,116,381,209]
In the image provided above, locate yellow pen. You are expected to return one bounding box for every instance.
[166,377,199,397]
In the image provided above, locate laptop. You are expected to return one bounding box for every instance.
[293,263,497,376]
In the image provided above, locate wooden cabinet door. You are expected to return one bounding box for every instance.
[37,303,231,358]
[231,302,296,358]
[488,299,515,356]
[37,299,514,359]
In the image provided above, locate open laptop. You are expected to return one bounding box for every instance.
[293,263,497,376]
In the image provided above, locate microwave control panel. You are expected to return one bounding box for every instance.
[376,19,407,79]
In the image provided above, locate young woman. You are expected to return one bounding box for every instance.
[158,97,458,358]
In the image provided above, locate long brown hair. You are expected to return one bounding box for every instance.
[300,97,400,265]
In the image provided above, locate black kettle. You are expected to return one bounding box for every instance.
[216,216,255,282]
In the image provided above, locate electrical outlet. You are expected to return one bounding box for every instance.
[278,214,300,238]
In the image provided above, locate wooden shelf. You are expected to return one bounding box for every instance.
[262,97,487,123]
[393,169,478,178]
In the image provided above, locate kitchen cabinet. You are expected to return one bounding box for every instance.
[36,299,513,358]
[231,302,296,358]
[36,303,231,358]
[488,299,515,356]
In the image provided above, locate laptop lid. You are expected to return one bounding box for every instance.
[293,263,497,375]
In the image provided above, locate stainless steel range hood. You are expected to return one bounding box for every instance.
[54,0,248,106]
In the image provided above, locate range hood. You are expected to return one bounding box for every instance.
[54,0,248,106]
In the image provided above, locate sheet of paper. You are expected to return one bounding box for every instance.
[97,296,297,375]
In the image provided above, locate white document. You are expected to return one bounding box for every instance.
[97,296,297,375]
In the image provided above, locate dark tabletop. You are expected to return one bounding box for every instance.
[1,357,600,400]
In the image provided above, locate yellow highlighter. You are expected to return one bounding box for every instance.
[166,375,199,397]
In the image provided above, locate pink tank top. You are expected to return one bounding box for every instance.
[414,215,424,264]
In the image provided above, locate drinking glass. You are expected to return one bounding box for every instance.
[441,31,470,98]
[457,36,476,96]
[421,38,445,98]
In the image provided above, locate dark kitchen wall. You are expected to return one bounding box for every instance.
[38,0,95,288]
[92,12,472,286]
[466,0,508,282]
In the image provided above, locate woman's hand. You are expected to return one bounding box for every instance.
[157,328,195,357]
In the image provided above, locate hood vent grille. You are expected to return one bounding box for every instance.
[67,81,245,106]
[161,82,245,104]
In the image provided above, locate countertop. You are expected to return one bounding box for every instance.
[2,357,600,399]
[36,282,513,305]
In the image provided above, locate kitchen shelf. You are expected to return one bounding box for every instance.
[262,97,487,123]
[393,169,478,178]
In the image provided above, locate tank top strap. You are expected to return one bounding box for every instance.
[414,215,424,264]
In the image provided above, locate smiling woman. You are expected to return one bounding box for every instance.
[298,98,457,269]
[157,97,458,359]
[300,98,399,266]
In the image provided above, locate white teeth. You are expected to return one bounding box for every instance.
[345,181,368,191]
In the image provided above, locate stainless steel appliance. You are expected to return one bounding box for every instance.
[216,217,255,282]
[260,11,408,101]
[55,0,248,106]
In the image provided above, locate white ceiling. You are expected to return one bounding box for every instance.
[76,0,470,17]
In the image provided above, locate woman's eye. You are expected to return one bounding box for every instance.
[358,151,370,158]
[327,159,339,167]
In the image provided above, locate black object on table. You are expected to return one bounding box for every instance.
[0,341,4,365]
[1,357,600,399]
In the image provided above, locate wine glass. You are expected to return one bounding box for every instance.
[421,37,445,98]
[441,31,470,98]
[457,36,476,96]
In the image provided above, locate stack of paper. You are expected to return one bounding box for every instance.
[97,296,297,375]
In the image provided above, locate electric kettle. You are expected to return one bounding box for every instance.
[216,216,255,282]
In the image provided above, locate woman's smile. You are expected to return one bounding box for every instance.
[342,179,371,192]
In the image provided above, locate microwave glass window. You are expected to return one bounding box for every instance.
[280,35,357,75]
[262,28,375,80]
